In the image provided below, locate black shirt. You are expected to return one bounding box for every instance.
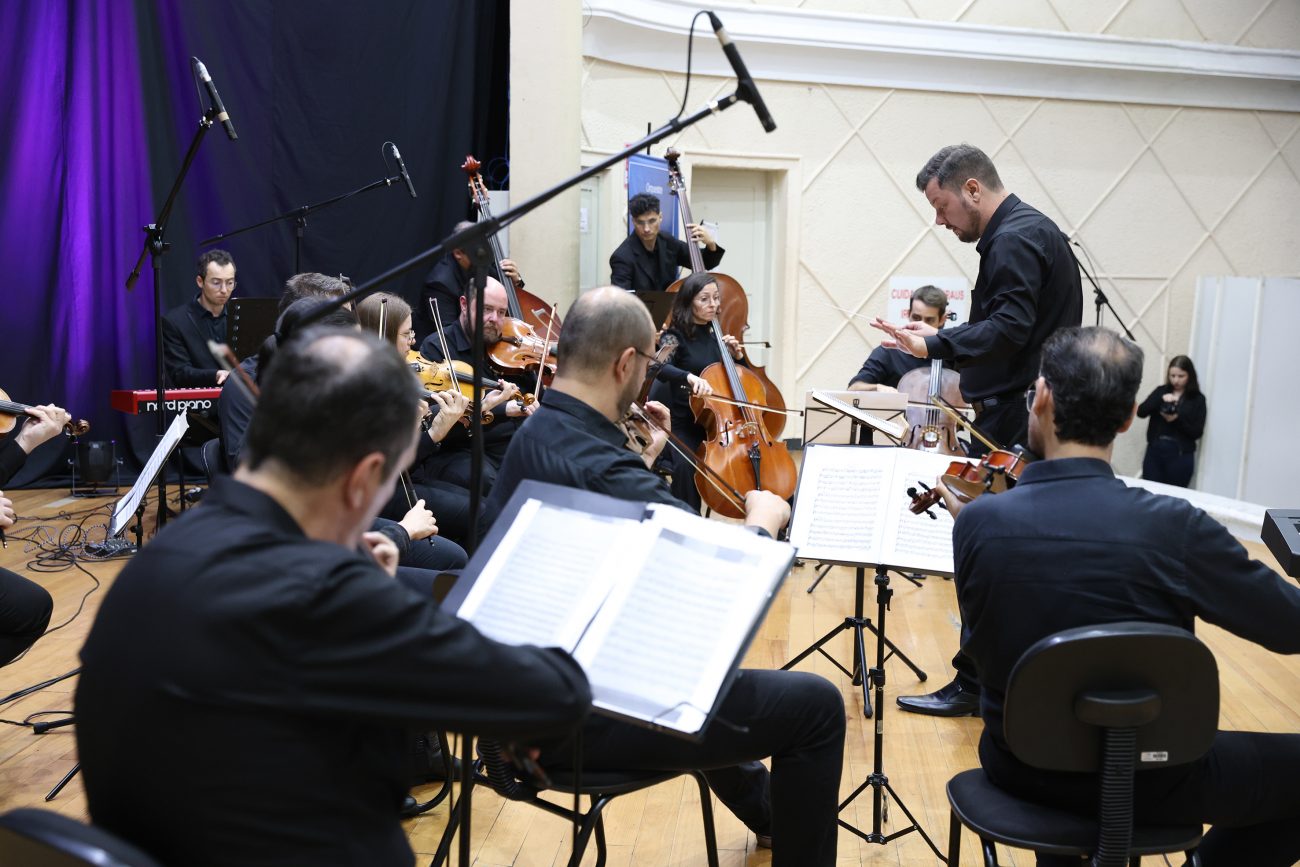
[954,457,1300,786]
[486,389,694,527]
[162,295,227,387]
[0,436,27,487]
[1136,386,1206,453]
[414,253,468,344]
[76,476,589,867]
[848,345,929,388]
[609,232,725,294]
[923,195,1082,401]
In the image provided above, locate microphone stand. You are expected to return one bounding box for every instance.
[1070,243,1135,340]
[125,106,223,532]
[201,172,406,273]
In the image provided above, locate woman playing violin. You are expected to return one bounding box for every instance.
[654,271,748,511]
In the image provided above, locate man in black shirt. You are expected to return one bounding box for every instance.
[488,286,847,866]
[162,249,237,387]
[939,327,1300,867]
[412,221,526,344]
[416,276,532,492]
[873,144,1082,716]
[848,284,949,391]
[77,329,590,867]
[609,192,724,293]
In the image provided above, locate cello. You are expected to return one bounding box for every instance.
[896,359,966,455]
[690,317,797,519]
[662,149,788,438]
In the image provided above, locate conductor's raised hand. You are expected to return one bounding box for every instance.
[869,318,933,359]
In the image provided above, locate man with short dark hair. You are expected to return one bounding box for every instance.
[488,286,847,866]
[609,192,724,293]
[941,326,1300,867]
[849,284,950,392]
[77,328,589,867]
[873,143,1083,716]
[162,249,237,387]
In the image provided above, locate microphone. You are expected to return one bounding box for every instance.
[705,11,776,133]
[390,143,418,199]
[192,58,237,140]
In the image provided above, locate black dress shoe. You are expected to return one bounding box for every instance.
[896,679,980,717]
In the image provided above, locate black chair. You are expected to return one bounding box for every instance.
[946,622,1218,867]
[431,739,720,867]
[199,437,227,486]
[0,808,163,866]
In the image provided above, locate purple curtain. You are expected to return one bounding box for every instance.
[1,0,155,484]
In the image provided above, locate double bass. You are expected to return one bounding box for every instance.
[663,149,787,438]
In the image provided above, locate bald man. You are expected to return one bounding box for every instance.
[486,287,846,866]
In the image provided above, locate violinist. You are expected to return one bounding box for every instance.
[652,272,747,511]
[0,403,69,665]
[848,285,948,392]
[485,287,846,865]
[415,277,531,493]
[412,220,526,344]
[871,144,1082,718]
[609,192,724,293]
[944,327,1300,867]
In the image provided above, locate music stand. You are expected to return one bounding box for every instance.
[632,289,675,328]
[227,298,280,361]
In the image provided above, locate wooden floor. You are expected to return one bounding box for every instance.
[1,485,1297,866]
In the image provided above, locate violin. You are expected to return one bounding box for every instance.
[907,448,1031,516]
[663,149,788,438]
[487,315,557,393]
[897,359,967,455]
[690,318,798,519]
[0,389,89,437]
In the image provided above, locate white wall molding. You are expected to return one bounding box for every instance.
[582,0,1300,112]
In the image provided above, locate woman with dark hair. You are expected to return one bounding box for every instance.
[1136,355,1206,487]
[653,271,747,510]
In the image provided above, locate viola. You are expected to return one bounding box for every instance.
[0,389,88,437]
[897,359,966,455]
[663,148,787,439]
[690,318,797,519]
[907,448,1031,516]
[487,316,557,391]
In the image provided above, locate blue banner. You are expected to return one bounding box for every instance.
[626,153,680,239]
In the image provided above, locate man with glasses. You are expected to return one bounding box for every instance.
[872,144,1083,717]
[609,192,724,293]
[162,249,238,387]
[485,286,845,865]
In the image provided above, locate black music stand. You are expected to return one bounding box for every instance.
[227,298,280,361]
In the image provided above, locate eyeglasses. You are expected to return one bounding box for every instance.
[1024,385,1035,412]
[633,347,658,363]
[399,329,416,341]
[205,279,237,289]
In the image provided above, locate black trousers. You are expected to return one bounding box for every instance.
[981,730,1300,867]
[1142,437,1195,487]
[0,568,53,666]
[381,479,476,549]
[539,669,845,867]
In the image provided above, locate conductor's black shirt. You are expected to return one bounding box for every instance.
[923,195,1082,401]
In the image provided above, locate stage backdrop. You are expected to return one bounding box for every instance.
[0,0,508,486]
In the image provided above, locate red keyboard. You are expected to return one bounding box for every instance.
[110,388,222,415]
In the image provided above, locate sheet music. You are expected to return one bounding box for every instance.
[789,445,960,574]
[575,512,792,735]
[110,410,191,537]
[456,500,649,649]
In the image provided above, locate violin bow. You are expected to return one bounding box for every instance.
[627,403,747,513]
[931,395,1000,453]
[530,303,557,402]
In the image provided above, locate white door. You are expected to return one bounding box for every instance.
[689,168,775,369]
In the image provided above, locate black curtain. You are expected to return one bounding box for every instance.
[4,0,508,485]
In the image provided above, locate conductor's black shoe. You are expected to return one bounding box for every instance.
[896,680,980,717]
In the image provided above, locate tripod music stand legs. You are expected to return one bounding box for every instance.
[837,567,945,860]
[782,565,927,718]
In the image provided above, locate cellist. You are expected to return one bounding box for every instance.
[609,192,724,293]
[653,272,749,511]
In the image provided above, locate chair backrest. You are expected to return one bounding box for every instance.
[200,437,228,485]
[0,809,163,867]
[1004,621,1218,773]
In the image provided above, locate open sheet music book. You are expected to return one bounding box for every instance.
[446,481,796,740]
[789,445,963,576]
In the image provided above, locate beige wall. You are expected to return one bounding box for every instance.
[508,0,1300,477]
